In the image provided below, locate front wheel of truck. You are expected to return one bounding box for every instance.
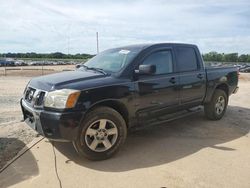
[204,89,228,120]
[73,106,127,160]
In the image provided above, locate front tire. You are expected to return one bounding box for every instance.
[73,106,127,160]
[204,89,228,120]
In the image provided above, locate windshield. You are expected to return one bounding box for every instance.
[83,48,140,73]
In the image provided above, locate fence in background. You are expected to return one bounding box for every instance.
[0,65,75,77]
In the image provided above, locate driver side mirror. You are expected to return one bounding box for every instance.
[135,64,156,75]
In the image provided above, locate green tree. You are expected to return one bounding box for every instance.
[238,54,248,62]
[224,53,238,62]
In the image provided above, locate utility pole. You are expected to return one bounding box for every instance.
[67,24,71,55]
[67,34,70,55]
[96,32,99,54]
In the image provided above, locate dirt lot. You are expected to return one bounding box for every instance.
[0,65,75,77]
[0,76,35,169]
[0,65,74,169]
[0,72,250,187]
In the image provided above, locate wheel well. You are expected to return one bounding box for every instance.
[88,100,129,127]
[216,84,229,96]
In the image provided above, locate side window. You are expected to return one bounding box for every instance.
[142,50,173,75]
[176,47,198,72]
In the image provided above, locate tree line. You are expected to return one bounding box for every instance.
[0,51,250,63]
[202,52,250,63]
[0,52,94,59]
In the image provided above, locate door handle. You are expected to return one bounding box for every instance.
[169,77,176,84]
[197,74,203,79]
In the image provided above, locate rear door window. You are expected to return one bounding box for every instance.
[176,47,198,72]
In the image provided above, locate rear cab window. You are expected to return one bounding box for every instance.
[175,47,199,72]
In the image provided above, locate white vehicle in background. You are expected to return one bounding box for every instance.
[14,60,27,66]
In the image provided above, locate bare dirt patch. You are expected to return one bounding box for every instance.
[0,66,74,168]
[0,66,75,168]
[0,76,38,168]
[0,65,75,77]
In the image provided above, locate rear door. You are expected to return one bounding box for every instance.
[175,46,206,105]
[135,48,180,121]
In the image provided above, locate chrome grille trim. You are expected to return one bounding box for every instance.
[24,86,48,108]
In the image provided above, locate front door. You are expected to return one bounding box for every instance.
[135,49,179,122]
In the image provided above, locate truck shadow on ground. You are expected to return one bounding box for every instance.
[0,139,39,188]
[54,105,250,172]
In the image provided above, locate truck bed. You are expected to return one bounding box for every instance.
[204,66,238,103]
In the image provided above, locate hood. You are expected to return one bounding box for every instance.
[29,70,106,91]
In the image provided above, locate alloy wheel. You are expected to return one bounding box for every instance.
[84,119,118,152]
[215,96,225,115]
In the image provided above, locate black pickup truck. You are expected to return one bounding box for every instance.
[21,43,239,160]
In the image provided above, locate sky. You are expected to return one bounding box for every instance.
[0,0,250,54]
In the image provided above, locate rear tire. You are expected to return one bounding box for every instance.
[73,106,127,160]
[204,89,228,120]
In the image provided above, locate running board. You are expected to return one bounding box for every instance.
[131,106,203,131]
[151,106,202,126]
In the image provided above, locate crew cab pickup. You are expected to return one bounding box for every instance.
[21,43,239,160]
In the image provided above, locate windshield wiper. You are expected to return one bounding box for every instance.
[81,65,107,75]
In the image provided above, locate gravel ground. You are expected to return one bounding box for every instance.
[0,76,30,123]
[0,67,75,169]
[0,65,75,77]
[0,76,38,169]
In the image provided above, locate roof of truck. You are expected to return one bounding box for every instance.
[112,43,197,51]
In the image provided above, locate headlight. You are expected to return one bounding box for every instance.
[44,89,81,109]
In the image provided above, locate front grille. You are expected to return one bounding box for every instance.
[25,87,36,103]
[24,87,46,107]
[35,91,46,106]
